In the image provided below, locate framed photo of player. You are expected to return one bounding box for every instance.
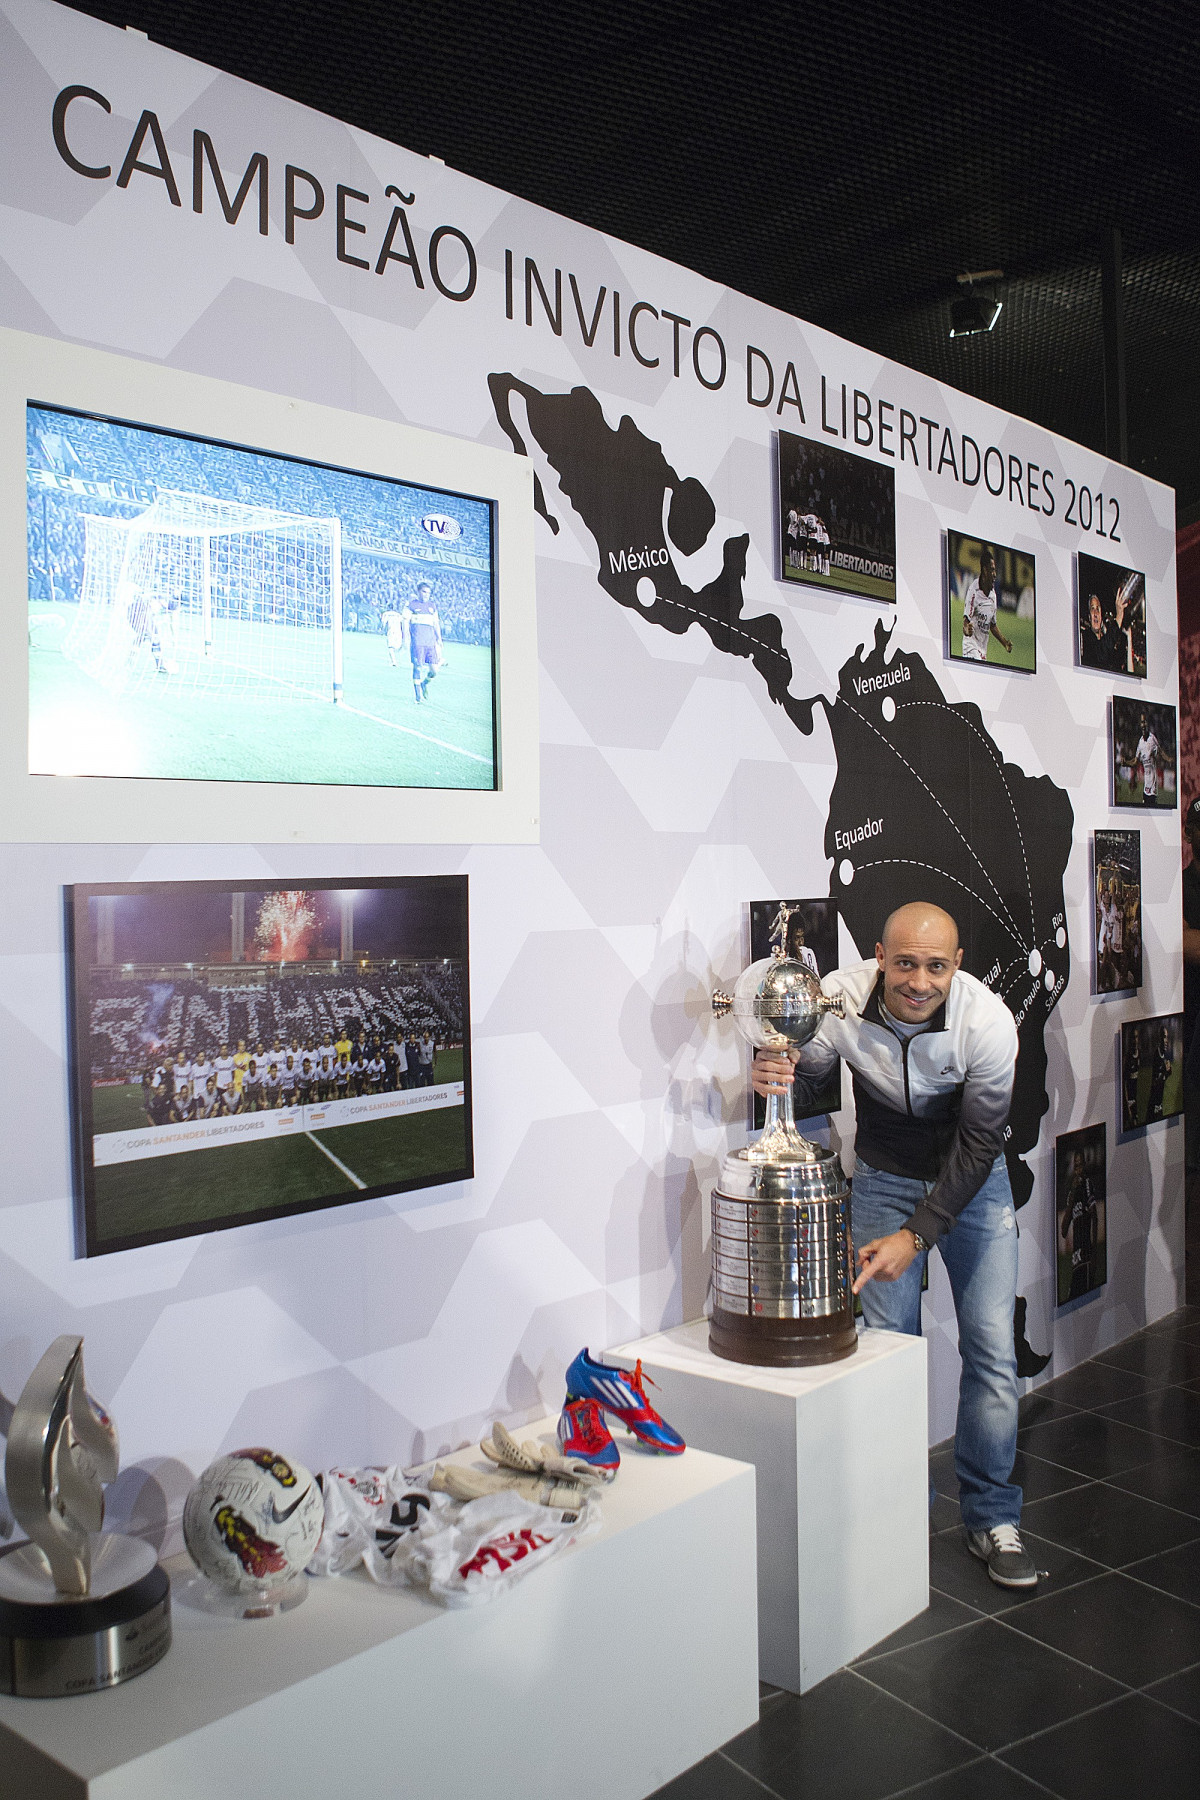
[1111,696,1178,810]
[2,327,538,844]
[1055,1124,1106,1307]
[1092,831,1142,994]
[1119,1013,1185,1133]
[776,432,896,604]
[1077,552,1147,679]
[945,531,1037,673]
[748,898,841,1120]
[66,875,473,1257]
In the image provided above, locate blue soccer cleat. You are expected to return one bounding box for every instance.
[557,1397,621,1473]
[564,1348,686,1455]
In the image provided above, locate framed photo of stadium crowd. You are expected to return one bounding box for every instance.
[945,531,1037,673]
[1111,696,1178,810]
[1119,1013,1185,1134]
[1092,830,1142,994]
[1077,552,1147,679]
[66,875,473,1256]
[1055,1123,1107,1307]
[776,431,897,605]
[0,327,539,844]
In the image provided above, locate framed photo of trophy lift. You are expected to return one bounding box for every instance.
[748,898,841,1124]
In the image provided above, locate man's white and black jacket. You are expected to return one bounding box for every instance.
[792,960,1018,1246]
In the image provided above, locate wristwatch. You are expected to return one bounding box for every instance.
[905,1227,929,1254]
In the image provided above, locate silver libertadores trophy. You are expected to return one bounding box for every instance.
[0,1336,171,1697]
[709,904,858,1366]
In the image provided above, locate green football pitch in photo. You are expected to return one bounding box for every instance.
[947,598,1036,670]
[90,1048,467,1250]
[28,602,494,789]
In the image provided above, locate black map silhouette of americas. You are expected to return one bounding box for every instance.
[490,375,1072,1372]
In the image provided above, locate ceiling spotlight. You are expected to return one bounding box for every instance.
[949,269,1004,338]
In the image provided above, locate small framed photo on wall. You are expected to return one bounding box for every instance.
[1077,553,1146,678]
[748,897,841,1120]
[1055,1124,1106,1306]
[1120,1014,1185,1132]
[1092,830,1142,994]
[1111,697,1177,809]
[945,531,1036,673]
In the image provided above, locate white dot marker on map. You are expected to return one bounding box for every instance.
[1028,950,1042,977]
[1043,969,1054,991]
[635,576,657,608]
[1055,927,1067,949]
[881,697,896,722]
[839,859,855,885]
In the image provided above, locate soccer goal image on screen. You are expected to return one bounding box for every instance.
[945,531,1037,673]
[776,432,896,604]
[68,877,473,1256]
[27,405,497,790]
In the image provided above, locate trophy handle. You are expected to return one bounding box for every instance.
[4,1336,119,1597]
[712,990,733,1017]
[819,992,845,1019]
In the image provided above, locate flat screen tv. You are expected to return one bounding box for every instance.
[1,326,538,843]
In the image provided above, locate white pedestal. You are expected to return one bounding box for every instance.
[0,1427,758,1800]
[609,1324,928,1693]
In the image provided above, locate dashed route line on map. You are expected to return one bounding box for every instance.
[634,581,793,669]
[850,857,1026,953]
[892,699,1037,940]
[842,702,1026,946]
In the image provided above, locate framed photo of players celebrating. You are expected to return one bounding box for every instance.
[748,898,841,1120]
[1092,831,1142,994]
[1120,1014,1185,1133]
[1077,552,1147,679]
[776,432,896,604]
[1111,696,1178,809]
[66,875,473,1256]
[945,530,1037,673]
[1055,1123,1106,1307]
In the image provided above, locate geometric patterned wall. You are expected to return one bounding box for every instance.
[0,0,1183,1545]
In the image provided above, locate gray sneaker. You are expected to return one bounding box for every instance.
[967,1524,1038,1589]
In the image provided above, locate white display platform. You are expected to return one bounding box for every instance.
[608,1323,928,1693]
[0,1426,758,1800]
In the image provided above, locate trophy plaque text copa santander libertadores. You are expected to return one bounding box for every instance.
[710,905,858,1367]
[0,1336,171,1697]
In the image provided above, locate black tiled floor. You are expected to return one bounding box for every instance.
[1145,1660,1200,1725]
[1021,1478,1200,1566]
[1014,1409,1169,1479]
[1094,1382,1200,1447]
[721,1669,979,1800]
[999,1693,1200,1800]
[653,1307,1200,1800]
[1000,1570,1200,1686]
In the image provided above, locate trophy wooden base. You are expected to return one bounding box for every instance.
[0,1533,171,1698]
[709,1304,859,1367]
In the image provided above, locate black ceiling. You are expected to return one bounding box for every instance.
[66,0,1200,518]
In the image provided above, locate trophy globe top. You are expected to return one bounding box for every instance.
[713,954,843,1051]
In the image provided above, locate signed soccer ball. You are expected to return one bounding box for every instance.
[183,1447,324,1594]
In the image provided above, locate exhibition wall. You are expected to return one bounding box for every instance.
[0,0,1183,1536]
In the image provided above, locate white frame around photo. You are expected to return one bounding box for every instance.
[1,326,539,843]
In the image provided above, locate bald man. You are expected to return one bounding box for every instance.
[753,903,1033,1589]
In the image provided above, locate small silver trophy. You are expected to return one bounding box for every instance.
[710,904,858,1366]
[0,1336,171,1697]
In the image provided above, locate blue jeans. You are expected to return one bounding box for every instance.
[851,1155,1021,1533]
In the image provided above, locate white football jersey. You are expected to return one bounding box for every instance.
[1136,733,1160,795]
[214,1055,235,1090]
[961,578,997,660]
